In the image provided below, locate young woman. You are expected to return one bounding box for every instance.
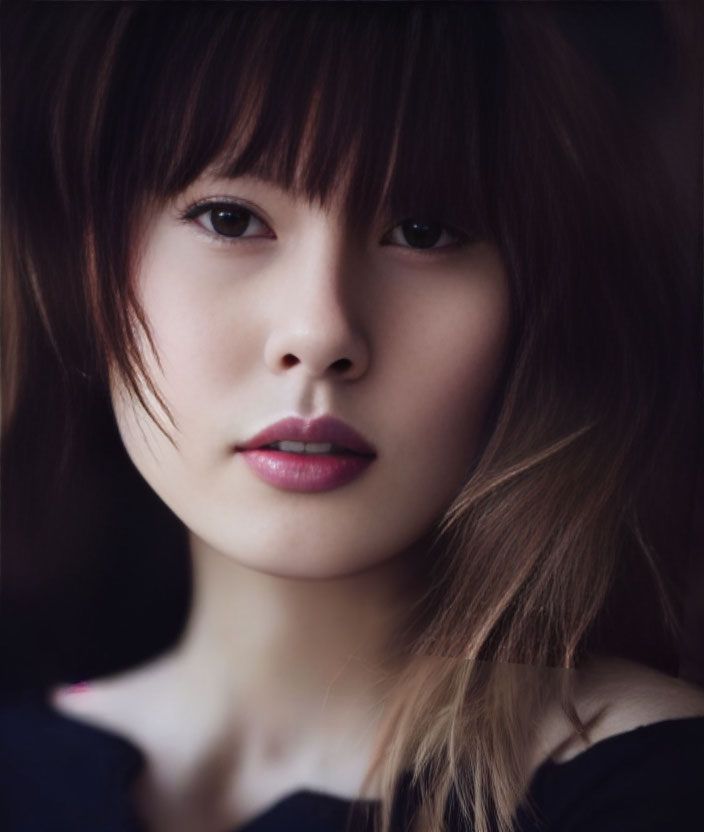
[2,3,703,831]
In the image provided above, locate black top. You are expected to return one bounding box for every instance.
[2,697,703,831]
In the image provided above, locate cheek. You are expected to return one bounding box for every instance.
[131,249,265,437]
[381,270,511,474]
[352,265,510,560]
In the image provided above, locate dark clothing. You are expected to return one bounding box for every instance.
[2,698,703,831]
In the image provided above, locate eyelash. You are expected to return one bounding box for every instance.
[181,200,274,242]
[180,199,470,253]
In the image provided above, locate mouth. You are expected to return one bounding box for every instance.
[236,416,376,457]
[235,416,376,492]
[259,440,361,456]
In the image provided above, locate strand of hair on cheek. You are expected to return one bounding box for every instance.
[442,422,597,528]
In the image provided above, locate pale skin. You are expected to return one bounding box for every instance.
[52,175,704,832]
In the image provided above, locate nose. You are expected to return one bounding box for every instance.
[263,231,370,381]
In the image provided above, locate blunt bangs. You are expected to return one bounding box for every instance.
[100,3,496,235]
[4,0,504,434]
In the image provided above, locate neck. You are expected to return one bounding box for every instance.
[170,533,423,775]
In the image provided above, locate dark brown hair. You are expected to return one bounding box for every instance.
[2,3,700,830]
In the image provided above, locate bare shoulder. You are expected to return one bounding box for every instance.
[48,647,201,748]
[576,655,704,730]
[534,656,704,767]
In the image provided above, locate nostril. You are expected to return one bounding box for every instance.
[276,354,356,374]
[330,358,352,373]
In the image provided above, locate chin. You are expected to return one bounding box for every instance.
[193,519,414,581]
[229,542,400,581]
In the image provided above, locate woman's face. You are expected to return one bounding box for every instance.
[112,174,510,578]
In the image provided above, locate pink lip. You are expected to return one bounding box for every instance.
[235,416,376,493]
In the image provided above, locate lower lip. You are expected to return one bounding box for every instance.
[239,450,374,492]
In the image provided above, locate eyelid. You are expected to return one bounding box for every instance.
[382,219,470,252]
[180,197,275,240]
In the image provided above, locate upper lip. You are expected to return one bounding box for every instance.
[236,416,377,456]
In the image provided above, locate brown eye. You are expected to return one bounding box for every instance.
[185,201,272,239]
[210,206,252,237]
[387,219,462,250]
